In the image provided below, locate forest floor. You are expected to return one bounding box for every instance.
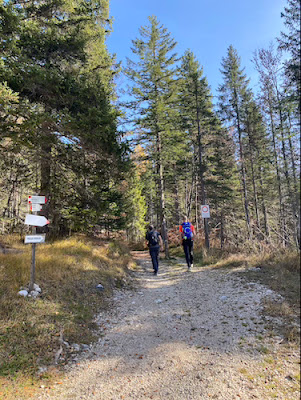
[32,250,300,400]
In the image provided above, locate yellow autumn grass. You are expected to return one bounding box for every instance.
[0,235,134,396]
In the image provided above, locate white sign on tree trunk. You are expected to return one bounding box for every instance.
[25,214,50,227]
[201,205,210,218]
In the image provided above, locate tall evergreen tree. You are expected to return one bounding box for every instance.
[0,0,128,234]
[218,46,252,239]
[125,16,179,258]
[278,0,301,105]
[178,50,215,248]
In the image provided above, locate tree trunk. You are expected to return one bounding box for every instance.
[276,91,299,248]
[174,172,180,225]
[250,150,260,229]
[195,88,210,248]
[156,131,169,258]
[220,208,225,249]
[258,166,269,240]
[234,90,251,239]
[267,91,287,246]
[38,133,52,233]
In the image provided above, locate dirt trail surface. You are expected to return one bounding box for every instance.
[36,252,300,400]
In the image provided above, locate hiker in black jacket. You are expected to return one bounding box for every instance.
[145,225,162,275]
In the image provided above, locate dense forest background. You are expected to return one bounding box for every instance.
[0,0,300,253]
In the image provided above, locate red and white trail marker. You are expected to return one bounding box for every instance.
[201,205,210,218]
[28,196,47,204]
[31,204,43,212]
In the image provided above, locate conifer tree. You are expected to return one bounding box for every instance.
[278,0,301,104]
[218,46,252,239]
[0,0,127,234]
[178,50,215,248]
[253,45,300,247]
[125,16,179,257]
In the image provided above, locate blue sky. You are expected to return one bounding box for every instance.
[107,0,287,99]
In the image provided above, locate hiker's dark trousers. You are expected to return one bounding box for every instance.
[149,246,160,273]
[183,239,193,267]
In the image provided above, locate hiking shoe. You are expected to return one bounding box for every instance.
[190,264,194,268]
[153,270,158,275]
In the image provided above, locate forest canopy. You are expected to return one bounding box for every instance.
[0,0,300,251]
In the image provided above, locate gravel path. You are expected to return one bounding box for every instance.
[36,252,300,400]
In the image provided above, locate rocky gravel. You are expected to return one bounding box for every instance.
[35,253,300,400]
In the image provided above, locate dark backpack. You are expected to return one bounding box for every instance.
[148,231,159,246]
[182,222,193,240]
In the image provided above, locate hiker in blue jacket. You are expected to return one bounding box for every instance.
[145,225,162,275]
[179,215,195,270]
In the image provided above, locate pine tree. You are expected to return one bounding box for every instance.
[178,50,215,248]
[0,0,127,234]
[253,45,300,247]
[218,46,252,239]
[125,16,179,257]
[278,0,301,104]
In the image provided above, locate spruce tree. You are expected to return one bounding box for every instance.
[178,50,215,248]
[218,46,252,239]
[125,16,179,257]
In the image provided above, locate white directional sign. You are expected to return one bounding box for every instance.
[25,214,50,227]
[25,234,46,244]
[201,205,210,218]
[31,204,43,212]
[28,196,47,204]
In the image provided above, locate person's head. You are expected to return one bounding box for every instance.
[148,224,154,231]
[182,215,188,222]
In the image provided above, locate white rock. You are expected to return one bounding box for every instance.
[33,283,42,292]
[155,299,163,304]
[18,290,28,297]
[219,296,228,301]
[30,290,40,298]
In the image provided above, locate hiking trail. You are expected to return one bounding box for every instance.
[35,252,300,400]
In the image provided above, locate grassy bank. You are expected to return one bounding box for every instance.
[0,236,135,398]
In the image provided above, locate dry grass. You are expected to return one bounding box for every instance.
[0,236,135,394]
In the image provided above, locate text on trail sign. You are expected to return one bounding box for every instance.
[201,205,210,218]
[28,196,47,204]
[25,235,46,244]
[25,214,50,227]
[31,204,43,212]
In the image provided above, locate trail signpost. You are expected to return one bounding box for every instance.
[201,205,210,218]
[30,204,43,212]
[25,234,46,244]
[25,214,50,227]
[28,195,47,204]
[25,195,49,292]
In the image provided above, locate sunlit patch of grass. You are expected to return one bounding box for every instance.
[0,236,133,387]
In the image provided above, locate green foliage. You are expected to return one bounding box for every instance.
[0,0,128,235]
[124,168,147,242]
